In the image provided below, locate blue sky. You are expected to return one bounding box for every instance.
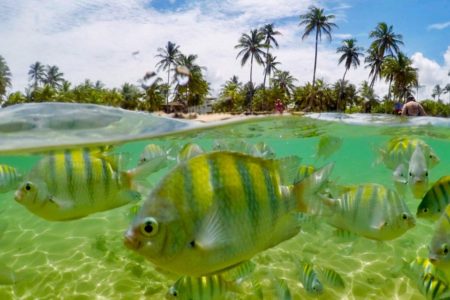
[1,0,449,100]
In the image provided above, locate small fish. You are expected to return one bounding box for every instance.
[124,152,333,276]
[0,164,22,193]
[392,163,408,196]
[429,205,450,272]
[295,165,315,182]
[408,145,429,199]
[315,135,342,160]
[15,148,156,221]
[177,143,204,162]
[417,176,450,220]
[377,136,440,170]
[250,142,275,159]
[273,278,292,300]
[316,266,345,289]
[404,257,448,284]
[166,275,239,300]
[298,262,324,295]
[138,144,169,171]
[324,184,415,241]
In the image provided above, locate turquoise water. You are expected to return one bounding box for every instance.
[1,114,450,299]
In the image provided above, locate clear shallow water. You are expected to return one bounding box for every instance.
[1,114,450,299]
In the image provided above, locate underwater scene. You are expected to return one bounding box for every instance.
[1,105,450,299]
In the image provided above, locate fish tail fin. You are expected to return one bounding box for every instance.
[292,163,334,213]
[125,155,165,193]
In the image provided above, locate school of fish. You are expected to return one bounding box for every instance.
[1,134,450,299]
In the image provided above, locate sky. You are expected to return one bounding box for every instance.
[1,0,450,101]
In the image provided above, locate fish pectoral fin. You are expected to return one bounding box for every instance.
[50,196,73,210]
[268,212,301,248]
[372,220,387,231]
[195,206,229,251]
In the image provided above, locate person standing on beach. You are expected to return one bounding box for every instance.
[401,95,426,116]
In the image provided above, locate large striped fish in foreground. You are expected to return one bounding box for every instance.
[14,148,158,221]
[323,184,415,241]
[124,152,333,276]
[429,205,450,277]
[417,176,450,220]
[0,164,22,193]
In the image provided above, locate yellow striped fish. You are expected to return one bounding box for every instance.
[124,152,333,276]
[378,136,440,170]
[429,205,450,273]
[299,262,324,295]
[316,266,345,289]
[295,165,315,182]
[315,135,342,160]
[325,184,415,241]
[0,164,22,193]
[14,148,153,221]
[417,176,450,220]
[177,143,204,162]
[166,275,239,300]
[420,273,450,300]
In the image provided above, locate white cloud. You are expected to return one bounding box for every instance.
[412,47,450,102]
[0,0,445,101]
[428,21,450,30]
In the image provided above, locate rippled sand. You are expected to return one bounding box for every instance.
[1,115,448,299]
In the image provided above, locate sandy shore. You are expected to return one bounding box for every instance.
[154,111,295,123]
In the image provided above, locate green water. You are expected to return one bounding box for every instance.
[1,115,449,299]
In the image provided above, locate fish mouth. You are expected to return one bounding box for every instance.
[123,230,142,250]
[14,190,23,203]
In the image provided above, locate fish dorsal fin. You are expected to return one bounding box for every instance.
[195,206,229,251]
[276,156,302,185]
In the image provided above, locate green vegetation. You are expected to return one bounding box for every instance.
[1,5,450,116]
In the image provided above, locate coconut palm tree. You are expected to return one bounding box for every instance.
[271,70,298,98]
[432,84,443,101]
[337,39,364,82]
[43,65,64,88]
[155,41,181,108]
[235,29,266,86]
[387,52,418,101]
[299,6,337,87]
[365,45,384,89]
[444,84,450,102]
[0,55,12,102]
[367,22,403,88]
[28,61,46,89]
[260,24,281,88]
[263,54,281,87]
[336,38,363,110]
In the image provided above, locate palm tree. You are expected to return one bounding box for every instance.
[271,70,298,98]
[432,84,443,101]
[263,54,281,87]
[382,52,418,101]
[0,55,12,102]
[28,61,46,89]
[444,84,450,102]
[299,6,337,87]
[260,24,281,88]
[365,45,384,89]
[43,65,64,88]
[175,53,209,107]
[235,29,266,86]
[367,22,403,88]
[155,41,180,109]
[336,38,363,110]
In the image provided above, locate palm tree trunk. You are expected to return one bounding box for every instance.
[166,64,171,112]
[312,29,319,88]
[250,53,254,85]
[263,48,269,89]
[387,79,392,101]
[338,69,348,111]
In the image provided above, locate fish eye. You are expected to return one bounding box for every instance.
[443,244,449,255]
[168,287,178,297]
[425,171,428,177]
[409,172,412,177]
[423,208,428,213]
[140,217,159,237]
[25,182,32,191]
[402,213,408,220]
